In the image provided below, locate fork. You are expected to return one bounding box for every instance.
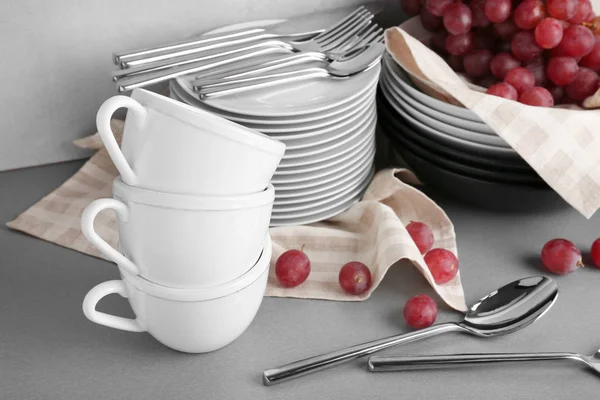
[117,6,372,69]
[114,16,378,92]
[367,349,600,375]
[194,41,385,99]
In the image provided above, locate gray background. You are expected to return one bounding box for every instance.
[2,161,600,399]
[0,0,402,171]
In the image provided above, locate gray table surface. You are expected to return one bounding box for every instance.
[2,161,599,399]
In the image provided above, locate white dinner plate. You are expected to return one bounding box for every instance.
[270,191,364,226]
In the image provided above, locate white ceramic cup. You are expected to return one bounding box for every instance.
[81,178,274,289]
[96,88,285,195]
[82,235,271,353]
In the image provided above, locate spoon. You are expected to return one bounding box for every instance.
[367,348,600,374]
[262,276,558,386]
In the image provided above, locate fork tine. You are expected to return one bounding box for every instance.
[313,8,371,44]
[319,19,374,52]
[311,6,366,42]
[336,25,383,53]
[317,11,373,47]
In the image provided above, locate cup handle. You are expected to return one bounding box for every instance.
[81,198,139,275]
[82,280,145,332]
[96,95,147,185]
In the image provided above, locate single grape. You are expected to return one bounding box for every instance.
[406,221,435,254]
[446,54,465,71]
[535,18,564,49]
[504,66,535,93]
[401,0,423,16]
[494,20,520,40]
[547,0,577,20]
[541,238,583,274]
[275,248,311,288]
[569,0,593,24]
[431,30,449,55]
[546,83,565,103]
[514,0,546,30]
[486,82,519,99]
[426,0,454,16]
[547,56,579,85]
[446,31,475,55]
[579,40,600,71]
[485,0,512,23]
[586,12,597,23]
[420,7,444,32]
[463,49,493,77]
[526,61,548,86]
[565,67,599,100]
[470,0,491,27]
[403,295,438,329]
[338,262,372,295]
[590,238,600,268]
[443,2,473,35]
[519,86,555,106]
[558,25,595,57]
[423,248,459,284]
[511,31,543,61]
[490,52,522,78]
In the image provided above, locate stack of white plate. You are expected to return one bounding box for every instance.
[378,53,564,211]
[167,23,380,226]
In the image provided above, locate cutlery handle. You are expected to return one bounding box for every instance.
[193,52,327,85]
[116,43,293,93]
[114,29,267,67]
[367,352,582,372]
[196,68,330,99]
[262,323,460,386]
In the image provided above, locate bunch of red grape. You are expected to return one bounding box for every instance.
[401,0,600,107]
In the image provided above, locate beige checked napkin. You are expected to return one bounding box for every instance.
[386,20,600,219]
[7,119,466,311]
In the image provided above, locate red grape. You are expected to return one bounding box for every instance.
[431,30,449,55]
[579,40,600,70]
[401,0,422,16]
[535,18,564,49]
[424,248,459,284]
[446,54,465,71]
[420,7,444,32]
[541,238,583,275]
[426,0,454,16]
[338,262,372,295]
[511,31,543,61]
[547,0,577,20]
[463,49,494,77]
[494,20,520,40]
[470,0,491,28]
[558,25,595,57]
[526,61,548,86]
[490,52,522,78]
[485,0,512,23]
[275,249,311,287]
[547,56,579,85]
[403,295,438,329]
[406,221,435,254]
[504,66,536,93]
[446,31,475,55]
[547,84,565,102]
[565,67,599,100]
[443,2,473,35]
[519,86,555,106]
[514,0,546,30]
[569,0,593,24]
[486,82,519,99]
[591,238,600,268]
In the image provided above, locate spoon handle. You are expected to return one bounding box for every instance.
[262,322,460,386]
[368,352,581,372]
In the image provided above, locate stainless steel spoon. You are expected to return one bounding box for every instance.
[367,349,600,375]
[262,276,558,386]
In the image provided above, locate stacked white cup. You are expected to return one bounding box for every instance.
[81,88,285,353]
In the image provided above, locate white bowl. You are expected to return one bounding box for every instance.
[83,235,271,353]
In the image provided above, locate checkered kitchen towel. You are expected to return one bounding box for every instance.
[7,120,467,311]
[386,21,600,219]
